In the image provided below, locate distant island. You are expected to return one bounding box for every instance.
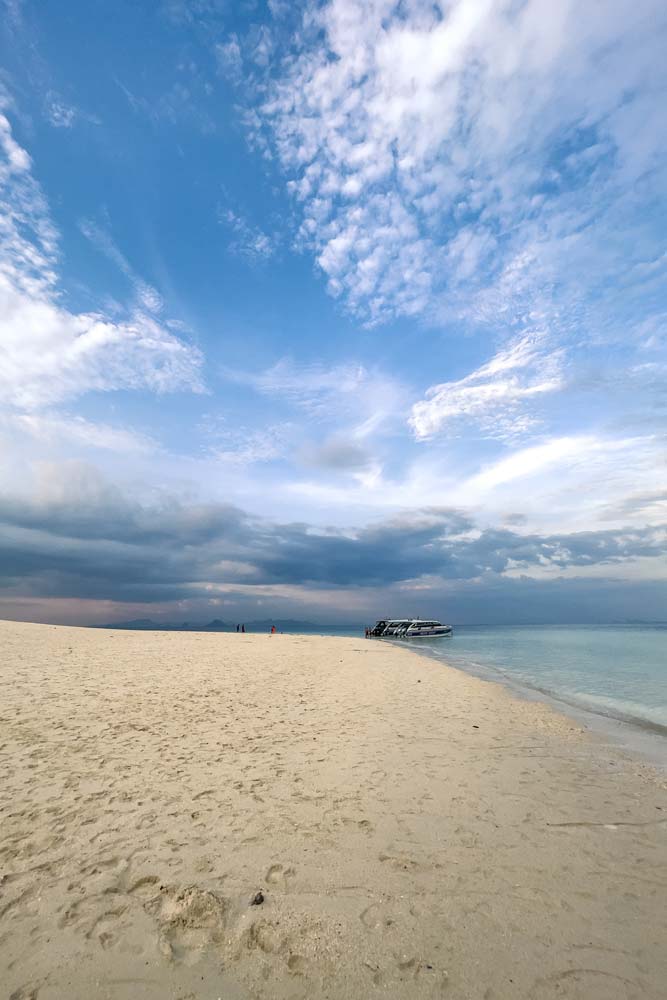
[95,618,333,633]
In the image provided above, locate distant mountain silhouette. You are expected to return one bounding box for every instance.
[98,618,159,629]
[96,618,229,631]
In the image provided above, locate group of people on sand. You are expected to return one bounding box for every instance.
[236,623,278,635]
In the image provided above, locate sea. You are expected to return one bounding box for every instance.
[314,623,667,762]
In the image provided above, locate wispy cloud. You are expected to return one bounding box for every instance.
[410,333,563,441]
[3,0,23,29]
[162,0,227,27]
[0,107,202,410]
[219,208,276,263]
[220,359,406,435]
[199,414,293,465]
[79,217,164,313]
[4,411,156,454]
[217,359,407,489]
[114,70,215,133]
[223,359,367,409]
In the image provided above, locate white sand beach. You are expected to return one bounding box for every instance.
[1,619,666,999]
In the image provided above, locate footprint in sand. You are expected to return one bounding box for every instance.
[265,863,296,887]
[287,953,308,975]
[245,919,287,955]
[360,903,392,931]
[144,885,228,965]
[128,875,160,899]
[10,985,43,1000]
[86,907,132,950]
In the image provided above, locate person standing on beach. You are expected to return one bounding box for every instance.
[270,625,276,635]
[236,624,239,633]
[241,624,245,633]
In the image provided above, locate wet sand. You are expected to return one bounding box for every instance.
[1,619,666,999]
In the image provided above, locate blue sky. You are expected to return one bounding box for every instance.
[0,0,666,625]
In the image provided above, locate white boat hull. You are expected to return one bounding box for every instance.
[402,628,452,638]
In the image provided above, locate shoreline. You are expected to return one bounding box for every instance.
[2,620,666,999]
[403,639,667,769]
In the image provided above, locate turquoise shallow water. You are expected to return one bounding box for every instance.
[411,625,667,735]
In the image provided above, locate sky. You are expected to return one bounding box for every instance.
[0,0,666,627]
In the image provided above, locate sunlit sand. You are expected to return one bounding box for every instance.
[1,620,666,999]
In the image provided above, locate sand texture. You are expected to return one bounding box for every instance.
[1,620,666,999]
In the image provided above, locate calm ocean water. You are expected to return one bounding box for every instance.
[406,624,667,735]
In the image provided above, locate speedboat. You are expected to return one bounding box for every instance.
[397,619,452,638]
[370,618,452,638]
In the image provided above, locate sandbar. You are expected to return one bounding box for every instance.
[1,620,666,999]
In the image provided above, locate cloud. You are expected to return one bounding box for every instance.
[0,464,665,619]
[44,94,77,128]
[249,25,273,68]
[215,35,243,83]
[221,359,405,431]
[268,0,290,19]
[3,411,156,454]
[43,93,101,130]
[256,0,667,335]
[0,107,34,172]
[410,332,563,440]
[284,427,666,546]
[79,218,164,313]
[0,108,202,411]
[199,414,293,465]
[601,490,667,523]
[464,436,599,492]
[163,0,227,26]
[114,68,216,133]
[220,208,276,263]
[219,359,407,490]
[3,0,23,28]
[300,436,372,471]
